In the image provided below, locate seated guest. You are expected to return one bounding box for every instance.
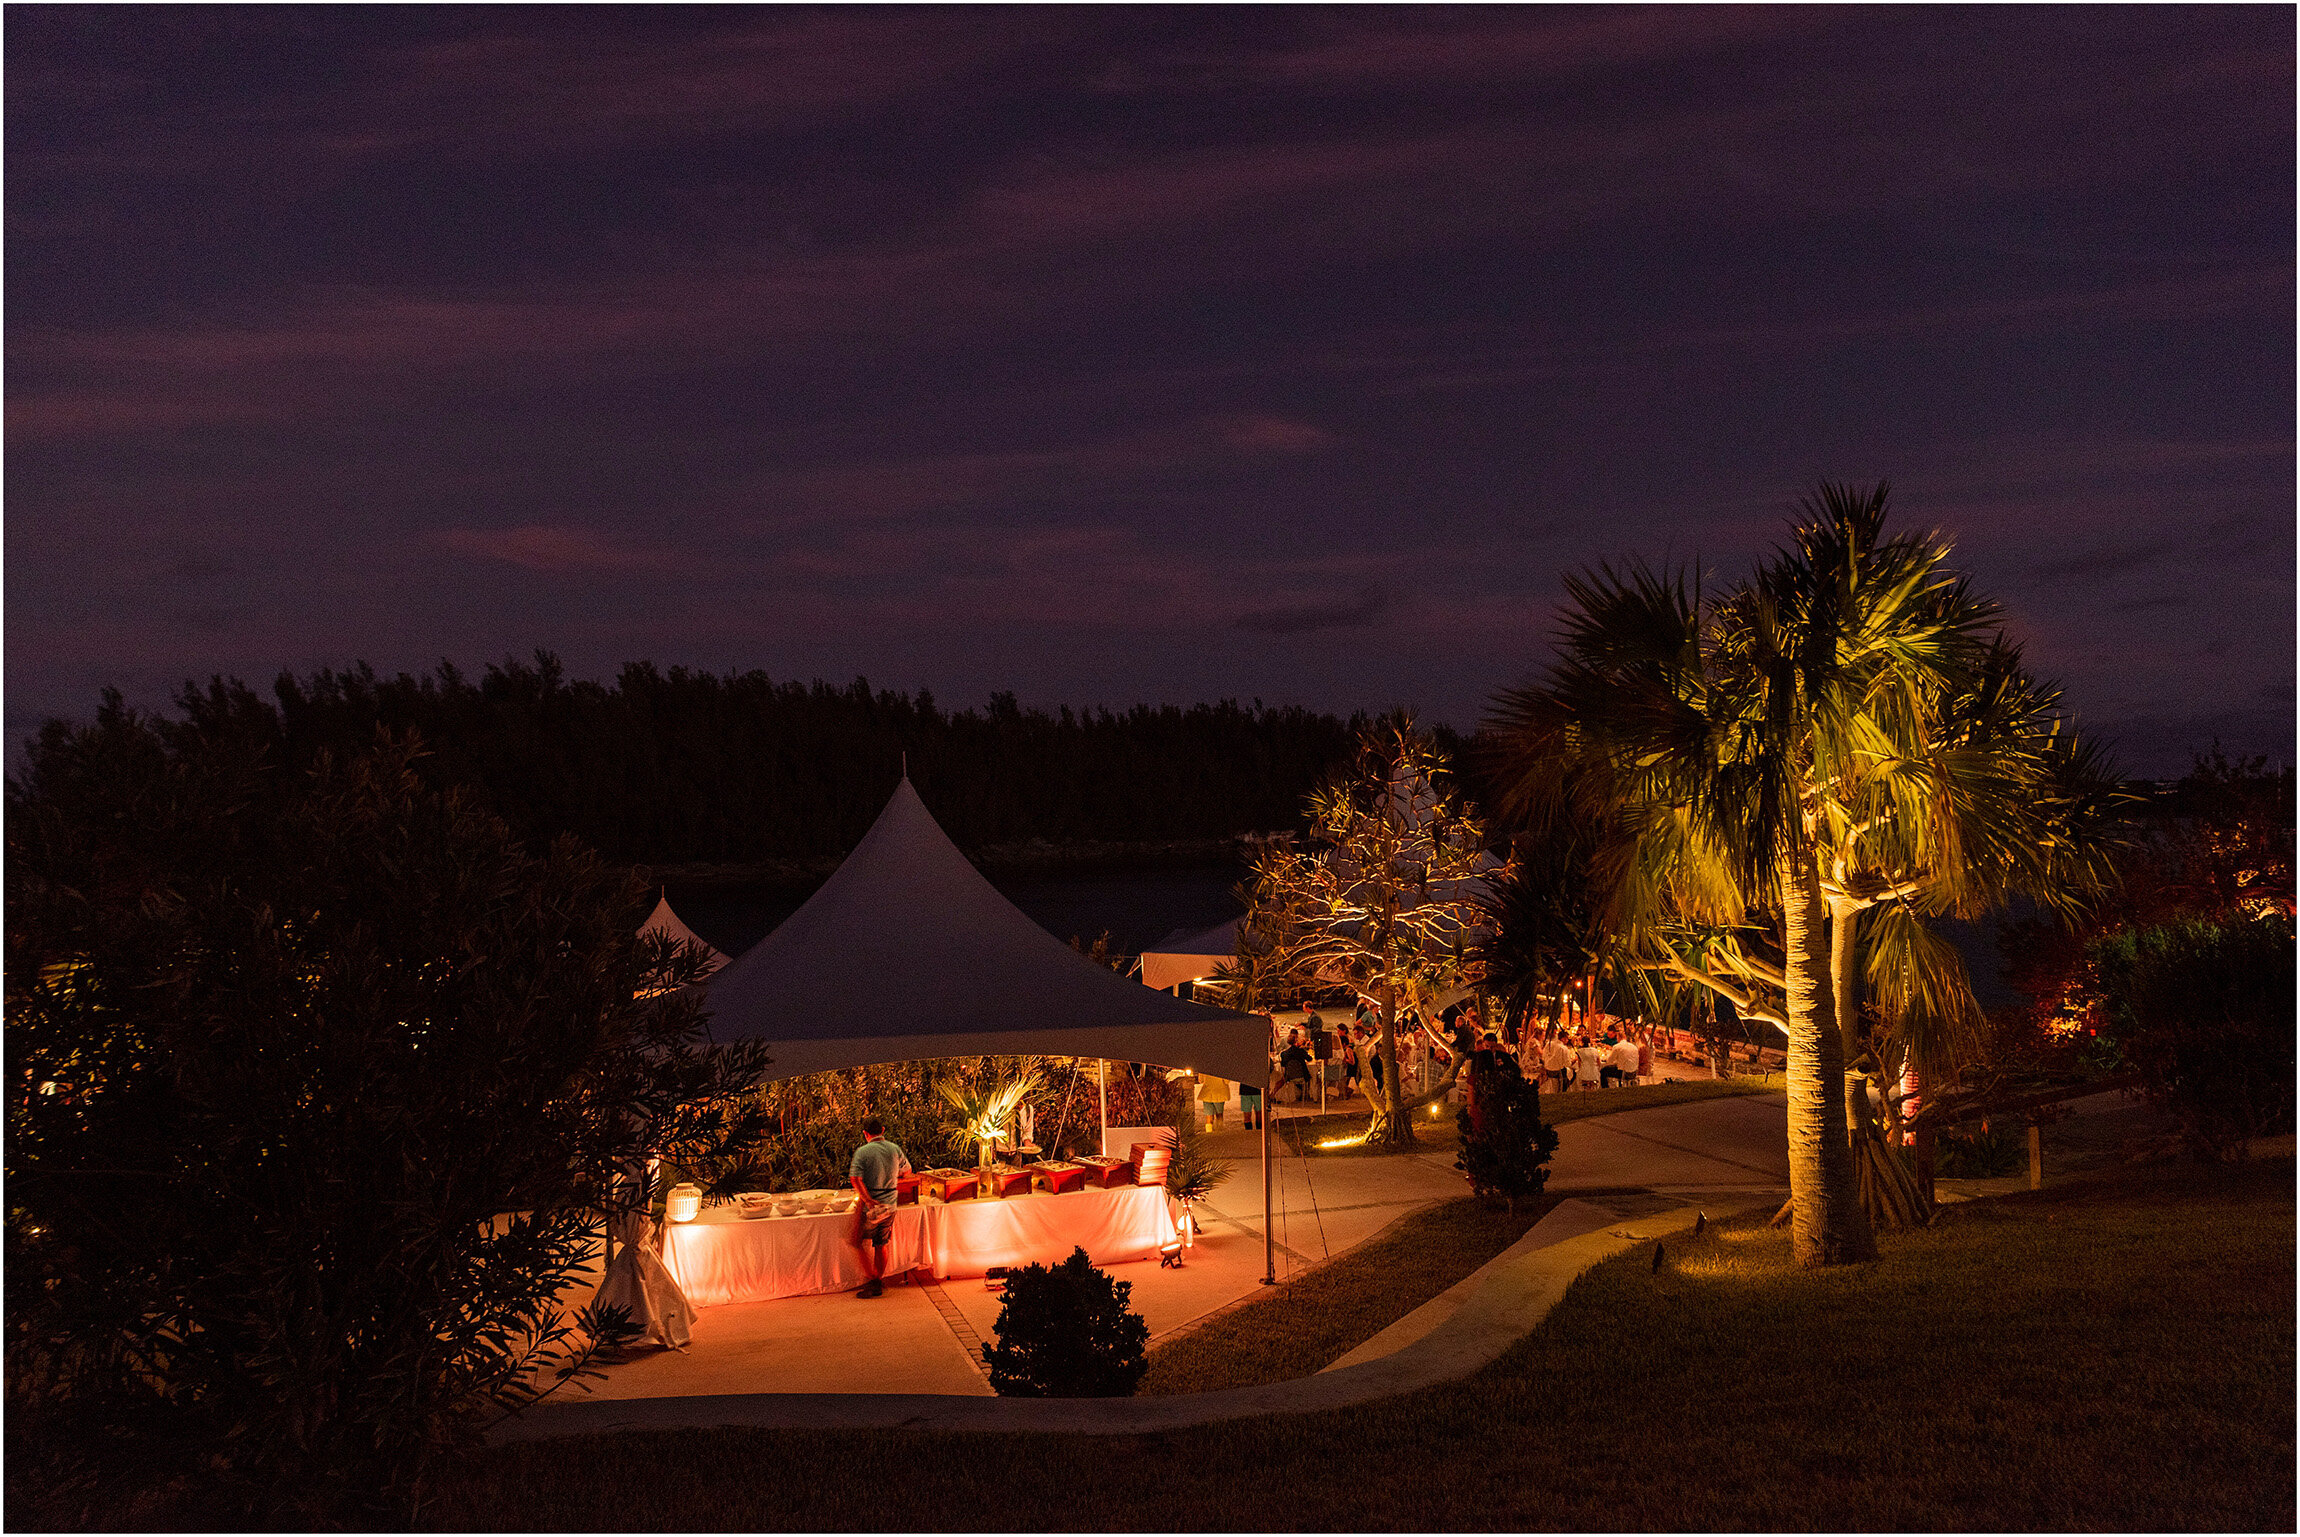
[1576,1038,1606,1090]
[1278,1033,1314,1103]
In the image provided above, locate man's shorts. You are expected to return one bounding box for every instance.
[855,1197,896,1248]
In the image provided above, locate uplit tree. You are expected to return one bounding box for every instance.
[1245,716,1508,1149]
[1489,484,2121,1264]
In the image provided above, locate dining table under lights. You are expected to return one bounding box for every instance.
[658,1166,1176,1307]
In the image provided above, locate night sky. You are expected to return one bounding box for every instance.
[9,6,2293,775]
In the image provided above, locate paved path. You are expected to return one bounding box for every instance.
[1549,1092,1790,1197]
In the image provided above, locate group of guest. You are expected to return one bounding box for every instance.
[1191,1003,1667,1133]
[1532,1028,1653,1091]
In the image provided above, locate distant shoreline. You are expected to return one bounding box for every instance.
[633,833,1274,893]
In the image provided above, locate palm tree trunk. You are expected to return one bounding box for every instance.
[1827,895,1868,1144]
[1780,850,1877,1266]
[1828,895,1931,1229]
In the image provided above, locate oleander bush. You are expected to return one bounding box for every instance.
[983,1248,1150,1398]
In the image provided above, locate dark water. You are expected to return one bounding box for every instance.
[670,864,2022,1006]
[669,864,1246,962]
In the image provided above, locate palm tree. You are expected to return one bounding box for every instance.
[1488,483,2122,1266]
[1474,812,1608,1042]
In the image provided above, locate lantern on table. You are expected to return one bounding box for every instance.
[664,1182,704,1223]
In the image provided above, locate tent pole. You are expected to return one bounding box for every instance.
[1260,1079,1274,1285]
[1098,1059,1108,1158]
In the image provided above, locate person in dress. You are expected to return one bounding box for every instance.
[1196,1072,1231,1133]
[848,1117,912,1299]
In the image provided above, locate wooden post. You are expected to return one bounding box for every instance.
[2028,1120,2043,1191]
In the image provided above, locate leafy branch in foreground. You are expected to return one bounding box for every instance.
[6,708,771,1526]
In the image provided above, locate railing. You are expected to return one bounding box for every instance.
[1905,1073,2143,1197]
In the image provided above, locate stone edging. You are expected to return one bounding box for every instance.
[489,1195,1773,1443]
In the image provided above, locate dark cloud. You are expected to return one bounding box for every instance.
[1237,587,1392,636]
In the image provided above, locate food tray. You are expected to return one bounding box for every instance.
[1075,1155,1133,1188]
[920,1168,979,1202]
[1032,1162,1089,1194]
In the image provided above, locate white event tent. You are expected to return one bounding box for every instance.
[638,893,732,977]
[1139,917,1243,993]
[698,777,1281,1277]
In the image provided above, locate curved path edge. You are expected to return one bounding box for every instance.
[490,1194,1772,1443]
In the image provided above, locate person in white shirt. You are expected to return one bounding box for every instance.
[1542,1035,1574,1092]
[1575,1039,1606,1090]
[1610,1035,1643,1087]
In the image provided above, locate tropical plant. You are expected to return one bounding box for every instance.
[1243,716,1511,1149]
[1474,808,1608,1040]
[1160,1103,1234,1208]
[1487,483,2123,1266]
[982,1248,1150,1397]
[1932,1120,2026,1177]
[938,1066,1045,1166]
[1194,874,1290,1016]
[5,710,772,1526]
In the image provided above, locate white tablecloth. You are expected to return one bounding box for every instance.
[661,1183,1174,1307]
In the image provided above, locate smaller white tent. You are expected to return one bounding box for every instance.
[1139,917,1243,993]
[638,894,731,978]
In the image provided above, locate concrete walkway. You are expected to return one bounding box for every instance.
[494,1192,1773,1441]
[1550,1092,1791,1197]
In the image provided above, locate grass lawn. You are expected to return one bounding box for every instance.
[435,1155,2294,1531]
[1140,1193,1559,1394]
[1274,1072,1782,1156]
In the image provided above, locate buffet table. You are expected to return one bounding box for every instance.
[661,1183,1174,1307]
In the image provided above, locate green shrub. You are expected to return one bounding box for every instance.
[1455,1053,1558,1211]
[983,1248,1149,1397]
[2083,912,2296,1160]
[1935,1121,2026,1177]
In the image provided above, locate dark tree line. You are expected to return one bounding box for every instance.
[123,654,1370,864]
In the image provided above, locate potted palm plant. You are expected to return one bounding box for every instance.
[938,1067,1044,1170]
[1159,1105,1233,1256]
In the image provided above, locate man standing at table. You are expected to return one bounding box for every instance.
[1610,1032,1643,1088]
[1542,1032,1574,1093]
[849,1117,911,1299]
